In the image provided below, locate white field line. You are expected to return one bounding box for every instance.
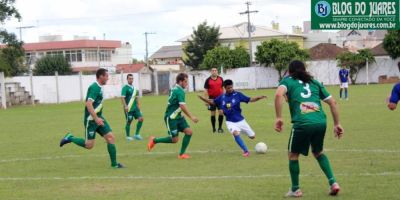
[0,172,399,181]
[0,148,398,164]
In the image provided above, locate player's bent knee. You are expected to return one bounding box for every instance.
[288,152,299,160]
[138,117,144,122]
[183,128,193,135]
[85,140,95,149]
[172,137,179,143]
[313,151,323,158]
[232,131,240,136]
[104,133,115,144]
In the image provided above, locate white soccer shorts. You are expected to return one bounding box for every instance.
[226,119,255,137]
[340,82,349,88]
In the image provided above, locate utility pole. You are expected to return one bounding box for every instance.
[240,1,258,67]
[16,26,35,41]
[144,32,156,67]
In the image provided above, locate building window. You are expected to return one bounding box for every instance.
[99,50,111,61]
[46,51,63,56]
[85,50,98,62]
[65,50,83,62]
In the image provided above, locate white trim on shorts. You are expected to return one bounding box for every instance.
[226,119,255,137]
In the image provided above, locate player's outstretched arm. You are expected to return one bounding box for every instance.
[197,95,215,105]
[324,97,344,139]
[179,104,199,123]
[249,95,267,102]
[274,86,286,132]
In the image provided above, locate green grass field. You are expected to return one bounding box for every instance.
[0,84,399,200]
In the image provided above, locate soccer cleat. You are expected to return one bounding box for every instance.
[59,133,73,147]
[329,183,340,196]
[212,128,217,133]
[178,154,191,159]
[134,135,143,140]
[112,163,125,169]
[218,128,224,133]
[147,136,156,151]
[242,151,250,157]
[285,188,303,198]
[126,137,134,142]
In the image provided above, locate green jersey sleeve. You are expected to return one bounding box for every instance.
[314,80,331,101]
[87,85,99,101]
[121,86,127,97]
[177,89,186,104]
[278,77,290,92]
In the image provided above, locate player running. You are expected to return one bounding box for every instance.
[339,65,350,100]
[204,68,224,133]
[59,68,124,168]
[274,60,344,197]
[121,74,144,142]
[198,79,266,157]
[147,73,199,159]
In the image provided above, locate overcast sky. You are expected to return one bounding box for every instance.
[3,0,310,60]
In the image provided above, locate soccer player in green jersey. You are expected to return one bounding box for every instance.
[147,73,199,159]
[274,60,344,197]
[121,74,144,142]
[59,68,124,168]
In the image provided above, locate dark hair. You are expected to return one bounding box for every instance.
[176,73,188,83]
[127,74,133,79]
[289,60,313,83]
[398,62,400,72]
[223,79,233,87]
[96,68,108,79]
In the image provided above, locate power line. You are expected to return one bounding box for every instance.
[240,1,258,66]
[16,26,35,41]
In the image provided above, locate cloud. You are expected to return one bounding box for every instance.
[4,0,310,59]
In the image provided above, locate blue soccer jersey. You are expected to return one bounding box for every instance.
[339,69,349,83]
[389,83,400,104]
[214,91,251,123]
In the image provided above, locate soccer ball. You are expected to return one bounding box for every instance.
[255,142,268,154]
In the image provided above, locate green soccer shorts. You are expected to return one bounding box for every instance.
[84,116,112,140]
[164,116,190,137]
[288,123,327,156]
[125,108,143,122]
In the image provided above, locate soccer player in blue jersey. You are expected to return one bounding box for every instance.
[339,65,350,100]
[388,83,400,110]
[198,79,266,157]
[387,64,400,110]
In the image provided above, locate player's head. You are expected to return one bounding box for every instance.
[127,74,133,85]
[342,65,346,69]
[96,68,109,85]
[211,68,218,77]
[289,60,313,83]
[223,79,234,94]
[176,73,189,89]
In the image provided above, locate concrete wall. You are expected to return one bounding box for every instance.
[6,72,152,104]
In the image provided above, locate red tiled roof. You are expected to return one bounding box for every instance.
[116,63,145,73]
[371,43,388,56]
[309,43,346,60]
[22,40,122,51]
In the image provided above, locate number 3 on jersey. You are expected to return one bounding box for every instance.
[299,80,311,98]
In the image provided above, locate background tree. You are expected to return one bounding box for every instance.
[0,0,25,76]
[383,30,400,59]
[336,49,375,84]
[34,55,72,76]
[202,46,249,69]
[255,39,309,80]
[183,21,220,69]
